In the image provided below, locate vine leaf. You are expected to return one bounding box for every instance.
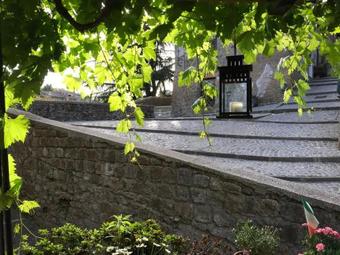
[18,200,40,214]
[4,115,30,149]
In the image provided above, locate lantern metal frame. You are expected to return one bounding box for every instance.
[218,55,253,118]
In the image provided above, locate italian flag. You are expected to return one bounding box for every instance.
[303,200,319,237]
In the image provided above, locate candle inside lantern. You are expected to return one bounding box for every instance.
[229,102,243,112]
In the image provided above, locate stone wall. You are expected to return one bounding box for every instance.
[28,100,154,121]
[10,109,340,253]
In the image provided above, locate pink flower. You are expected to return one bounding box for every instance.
[315,243,325,252]
[323,227,333,235]
[315,228,323,234]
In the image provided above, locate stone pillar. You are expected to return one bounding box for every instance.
[251,52,287,105]
[171,47,202,117]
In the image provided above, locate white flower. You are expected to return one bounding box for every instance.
[142,237,149,242]
[106,246,117,252]
[153,242,161,247]
[136,243,146,248]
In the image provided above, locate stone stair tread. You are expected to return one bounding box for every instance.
[197,156,340,177]
[71,118,338,139]
[87,127,340,159]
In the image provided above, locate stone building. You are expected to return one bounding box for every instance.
[171,40,288,117]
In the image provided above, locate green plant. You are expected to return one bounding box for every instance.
[17,215,187,255]
[233,220,279,255]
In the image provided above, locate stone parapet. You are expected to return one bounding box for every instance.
[28,100,154,121]
[10,109,340,253]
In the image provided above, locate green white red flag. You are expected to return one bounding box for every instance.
[302,200,319,237]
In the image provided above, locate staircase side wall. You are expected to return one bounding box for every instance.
[10,109,340,253]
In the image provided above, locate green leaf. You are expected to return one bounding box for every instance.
[203,117,212,126]
[202,81,217,99]
[199,131,206,139]
[142,65,153,83]
[144,40,156,60]
[134,107,144,126]
[4,115,30,148]
[274,71,285,88]
[129,76,144,97]
[18,200,40,214]
[116,119,131,133]
[63,75,82,91]
[331,26,340,35]
[283,89,292,103]
[294,95,306,107]
[134,133,142,142]
[14,224,21,234]
[108,93,123,112]
[9,154,22,188]
[124,142,135,155]
[296,79,310,95]
[178,66,198,87]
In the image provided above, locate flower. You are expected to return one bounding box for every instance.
[315,243,325,252]
[136,243,146,248]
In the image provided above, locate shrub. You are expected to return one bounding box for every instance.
[233,220,279,255]
[18,215,187,255]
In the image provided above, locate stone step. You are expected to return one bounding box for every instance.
[310,77,338,82]
[88,127,340,161]
[308,84,337,94]
[253,100,340,114]
[310,81,338,87]
[197,156,340,178]
[256,110,340,123]
[71,118,339,140]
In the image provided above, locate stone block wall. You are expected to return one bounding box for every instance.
[10,109,340,253]
[28,100,154,121]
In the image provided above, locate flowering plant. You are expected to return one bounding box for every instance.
[300,225,340,255]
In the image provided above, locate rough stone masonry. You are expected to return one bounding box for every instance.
[10,109,340,254]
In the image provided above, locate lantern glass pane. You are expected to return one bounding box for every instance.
[224,82,247,112]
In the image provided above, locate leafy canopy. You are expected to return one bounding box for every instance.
[0,0,339,211]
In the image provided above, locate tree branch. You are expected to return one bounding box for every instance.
[52,0,116,32]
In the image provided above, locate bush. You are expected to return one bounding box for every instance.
[233,220,279,255]
[18,215,187,255]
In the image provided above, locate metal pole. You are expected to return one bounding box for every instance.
[0,8,14,255]
[0,6,5,254]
